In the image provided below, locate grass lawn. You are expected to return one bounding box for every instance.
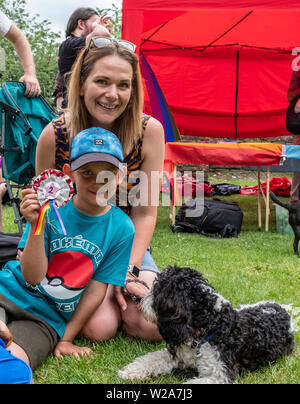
[2,171,300,384]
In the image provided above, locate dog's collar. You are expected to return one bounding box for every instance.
[192,322,227,349]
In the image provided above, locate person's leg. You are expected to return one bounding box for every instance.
[0,308,12,347]
[0,307,32,383]
[121,250,162,342]
[291,135,300,202]
[82,284,122,341]
[7,342,30,365]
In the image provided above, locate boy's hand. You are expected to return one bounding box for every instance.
[20,188,41,226]
[54,341,93,360]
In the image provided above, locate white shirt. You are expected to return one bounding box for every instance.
[0,10,12,36]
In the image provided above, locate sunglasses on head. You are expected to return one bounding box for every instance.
[87,36,137,53]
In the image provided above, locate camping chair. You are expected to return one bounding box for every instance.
[0,81,56,233]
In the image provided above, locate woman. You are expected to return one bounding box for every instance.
[36,37,165,342]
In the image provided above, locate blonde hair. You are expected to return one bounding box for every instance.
[67,44,144,156]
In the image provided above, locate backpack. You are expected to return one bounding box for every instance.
[173,199,243,238]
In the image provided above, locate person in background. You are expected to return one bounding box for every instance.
[55,7,112,108]
[0,9,41,232]
[0,9,40,97]
[287,70,300,202]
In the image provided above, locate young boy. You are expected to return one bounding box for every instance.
[0,127,135,379]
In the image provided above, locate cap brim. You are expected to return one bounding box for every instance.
[71,153,122,171]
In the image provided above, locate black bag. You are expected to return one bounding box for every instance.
[286,95,300,135]
[211,183,241,196]
[0,232,22,269]
[173,199,243,238]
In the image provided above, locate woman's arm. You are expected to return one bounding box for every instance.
[35,122,56,175]
[129,117,165,268]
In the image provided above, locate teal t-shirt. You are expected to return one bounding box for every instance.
[0,199,135,337]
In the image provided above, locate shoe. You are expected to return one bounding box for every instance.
[0,320,12,348]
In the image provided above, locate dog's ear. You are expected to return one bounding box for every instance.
[156,296,194,349]
[157,314,193,350]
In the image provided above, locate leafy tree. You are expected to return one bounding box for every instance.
[0,1,122,105]
[0,0,61,105]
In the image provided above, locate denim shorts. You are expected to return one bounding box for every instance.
[140,249,160,274]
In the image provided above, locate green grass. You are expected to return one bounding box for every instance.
[2,173,300,384]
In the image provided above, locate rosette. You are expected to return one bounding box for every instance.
[32,169,74,235]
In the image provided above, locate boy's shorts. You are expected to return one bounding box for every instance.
[140,248,160,274]
[0,293,59,370]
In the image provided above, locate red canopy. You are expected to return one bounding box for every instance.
[122,1,300,139]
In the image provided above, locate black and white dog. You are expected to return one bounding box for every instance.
[118,265,295,384]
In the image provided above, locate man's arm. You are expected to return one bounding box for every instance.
[5,23,41,97]
[54,280,108,359]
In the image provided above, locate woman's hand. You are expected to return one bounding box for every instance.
[20,188,41,226]
[54,341,93,360]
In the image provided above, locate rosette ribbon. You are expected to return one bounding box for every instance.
[32,169,74,236]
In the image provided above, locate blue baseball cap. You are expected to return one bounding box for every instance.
[70,127,124,171]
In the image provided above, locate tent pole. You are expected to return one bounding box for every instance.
[257,166,262,231]
[265,166,270,232]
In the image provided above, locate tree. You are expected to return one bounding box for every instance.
[0,0,60,105]
[0,1,122,105]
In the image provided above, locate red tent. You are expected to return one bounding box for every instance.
[122,1,300,140]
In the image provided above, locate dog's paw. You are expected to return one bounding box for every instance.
[118,363,148,381]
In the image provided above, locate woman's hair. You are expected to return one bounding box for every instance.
[65,8,98,38]
[67,44,144,156]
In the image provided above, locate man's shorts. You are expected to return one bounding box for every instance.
[0,293,59,370]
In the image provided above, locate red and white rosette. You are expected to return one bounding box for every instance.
[32,169,74,235]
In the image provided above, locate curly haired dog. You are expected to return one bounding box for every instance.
[118,265,295,384]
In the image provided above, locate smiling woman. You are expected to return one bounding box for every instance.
[79,55,133,132]
[34,39,165,344]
